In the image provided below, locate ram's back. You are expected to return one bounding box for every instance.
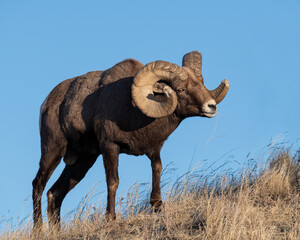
[40,59,144,142]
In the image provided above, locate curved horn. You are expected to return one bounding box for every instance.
[182,51,202,78]
[210,79,229,104]
[132,61,188,118]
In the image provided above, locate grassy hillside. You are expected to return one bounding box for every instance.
[3,148,300,239]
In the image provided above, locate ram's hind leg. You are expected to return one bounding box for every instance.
[32,146,64,229]
[47,154,97,227]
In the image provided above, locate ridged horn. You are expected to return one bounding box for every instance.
[132,61,188,118]
[182,51,202,78]
[210,79,229,104]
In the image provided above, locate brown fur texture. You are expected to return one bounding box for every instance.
[32,53,228,228]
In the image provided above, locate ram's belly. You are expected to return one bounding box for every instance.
[115,127,168,156]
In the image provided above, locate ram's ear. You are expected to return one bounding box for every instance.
[153,82,168,94]
[132,61,187,118]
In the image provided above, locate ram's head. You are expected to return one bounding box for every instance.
[132,51,229,118]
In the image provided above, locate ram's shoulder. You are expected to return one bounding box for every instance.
[100,59,144,85]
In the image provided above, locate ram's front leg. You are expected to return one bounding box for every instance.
[103,143,120,219]
[147,145,163,209]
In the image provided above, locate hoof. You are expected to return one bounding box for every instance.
[104,212,116,221]
[150,199,163,213]
[32,222,43,235]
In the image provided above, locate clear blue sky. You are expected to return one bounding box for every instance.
[1,0,300,228]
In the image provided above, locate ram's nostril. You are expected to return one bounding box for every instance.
[208,104,217,111]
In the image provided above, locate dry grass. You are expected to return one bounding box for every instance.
[2,148,300,240]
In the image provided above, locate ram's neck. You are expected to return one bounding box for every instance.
[150,113,183,141]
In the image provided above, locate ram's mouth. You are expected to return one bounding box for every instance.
[201,111,217,118]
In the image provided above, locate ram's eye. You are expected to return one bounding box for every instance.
[177,88,185,94]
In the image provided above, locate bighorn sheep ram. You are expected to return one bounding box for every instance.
[32,51,229,228]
